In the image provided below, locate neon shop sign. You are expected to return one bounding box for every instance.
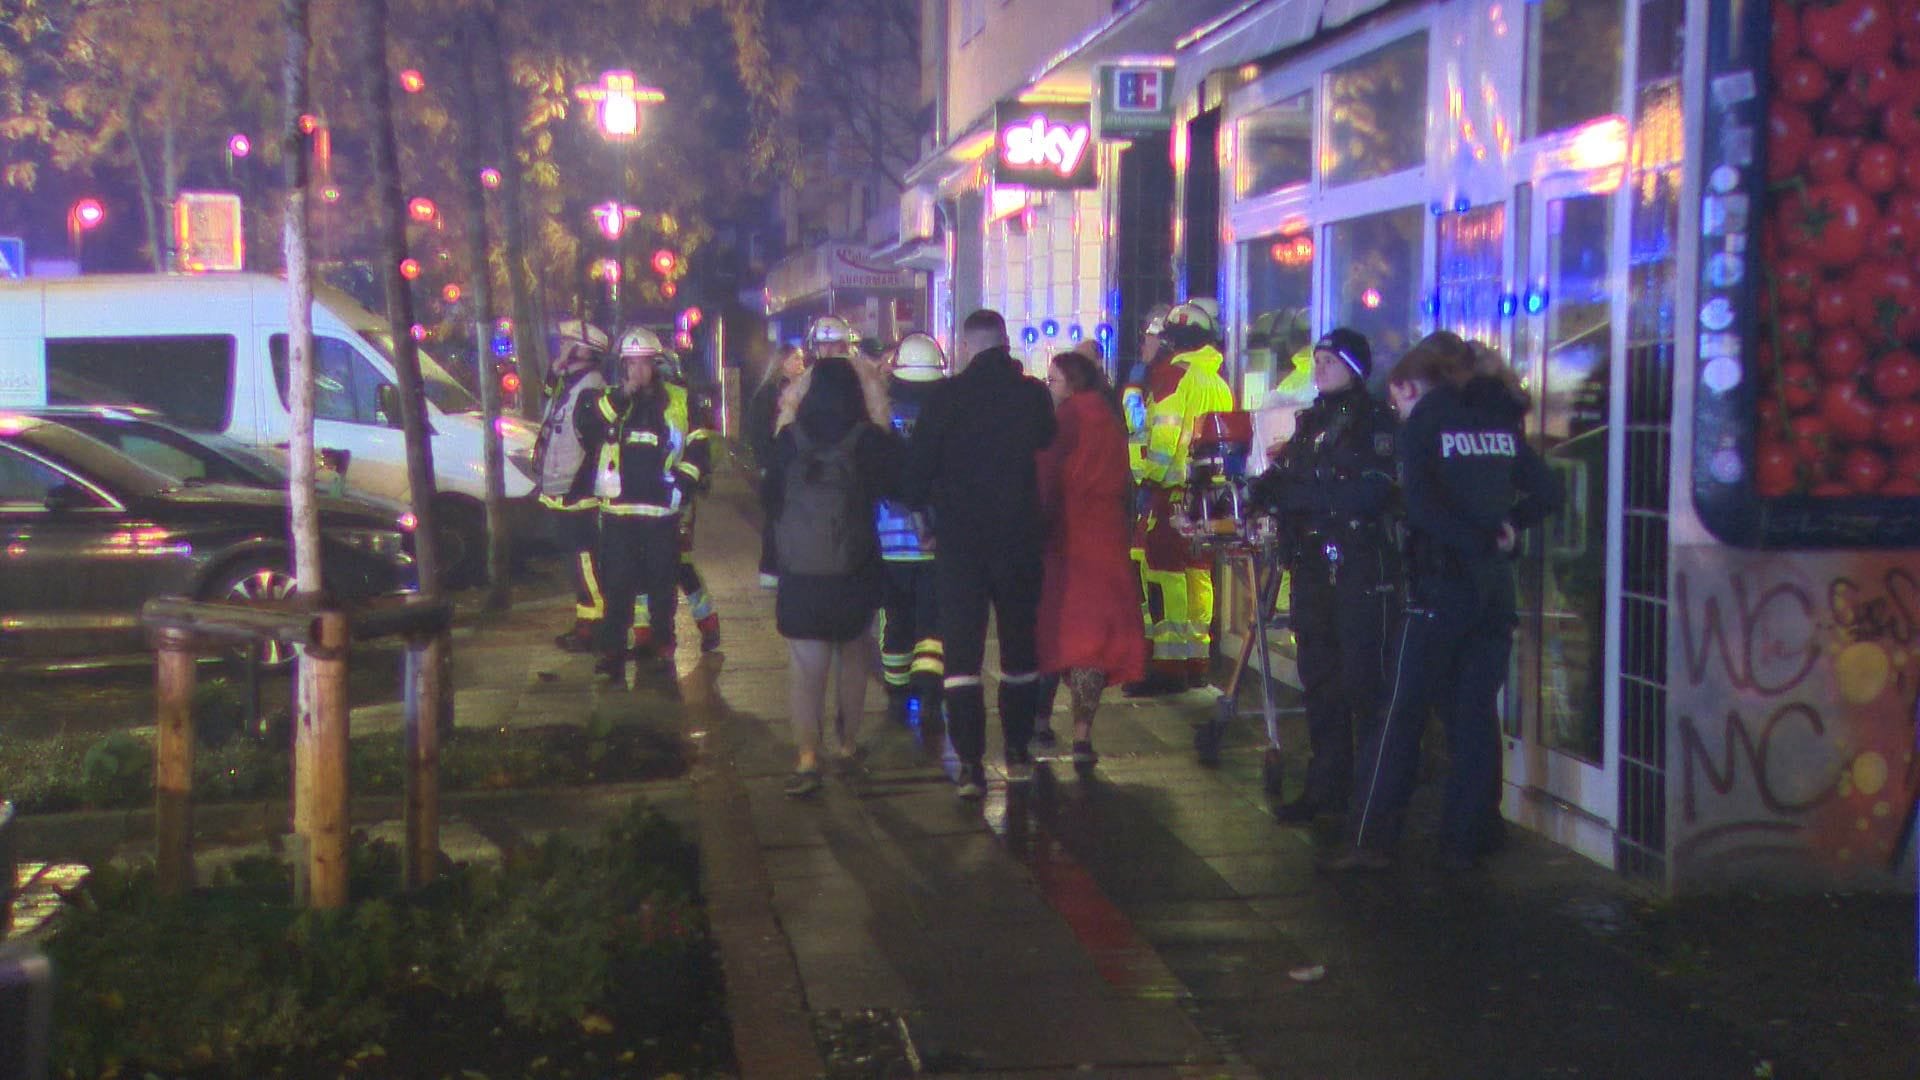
[993,102,1097,190]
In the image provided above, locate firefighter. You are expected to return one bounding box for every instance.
[1330,332,1563,872]
[576,327,686,688]
[1122,303,1174,480]
[1251,328,1401,824]
[876,332,946,725]
[631,344,722,654]
[1129,301,1233,695]
[535,319,610,652]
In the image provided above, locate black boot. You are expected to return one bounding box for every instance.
[593,651,627,688]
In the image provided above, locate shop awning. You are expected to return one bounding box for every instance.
[1172,0,1399,102]
[763,240,922,316]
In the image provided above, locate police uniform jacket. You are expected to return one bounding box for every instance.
[574,382,683,517]
[1252,382,1399,567]
[901,346,1055,555]
[1398,375,1562,621]
[534,365,606,507]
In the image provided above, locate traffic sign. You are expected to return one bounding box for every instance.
[0,237,24,279]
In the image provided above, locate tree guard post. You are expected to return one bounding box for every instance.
[402,629,446,889]
[153,627,198,896]
[298,610,352,909]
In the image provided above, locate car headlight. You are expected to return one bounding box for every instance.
[507,446,537,481]
[326,527,411,562]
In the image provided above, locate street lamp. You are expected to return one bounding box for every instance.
[591,201,643,241]
[575,70,665,141]
[68,198,105,266]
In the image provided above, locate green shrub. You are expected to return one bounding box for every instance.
[43,801,720,1078]
[191,677,249,747]
[78,732,149,805]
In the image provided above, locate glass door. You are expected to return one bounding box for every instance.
[1505,168,1623,825]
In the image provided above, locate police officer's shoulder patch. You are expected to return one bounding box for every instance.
[1374,433,1394,457]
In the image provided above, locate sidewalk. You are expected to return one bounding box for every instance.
[14,459,1915,1078]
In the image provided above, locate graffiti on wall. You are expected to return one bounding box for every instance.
[1671,547,1920,886]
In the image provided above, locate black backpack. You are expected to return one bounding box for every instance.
[776,425,874,576]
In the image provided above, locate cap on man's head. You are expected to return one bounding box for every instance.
[1315,327,1372,380]
[556,318,610,357]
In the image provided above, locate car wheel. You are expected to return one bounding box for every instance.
[432,498,485,590]
[211,560,298,668]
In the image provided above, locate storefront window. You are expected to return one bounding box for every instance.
[1526,0,1624,139]
[1242,234,1315,439]
[1322,33,1428,187]
[1435,204,1507,355]
[1236,92,1312,200]
[1323,206,1424,377]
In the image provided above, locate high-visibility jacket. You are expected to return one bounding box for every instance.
[876,376,937,562]
[1136,344,1234,489]
[534,366,605,509]
[575,383,683,518]
[664,382,713,493]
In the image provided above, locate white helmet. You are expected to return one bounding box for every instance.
[1143,303,1173,337]
[1164,301,1218,340]
[806,315,857,359]
[1189,297,1221,326]
[892,333,947,382]
[555,318,610,356]
[618,326,664,359]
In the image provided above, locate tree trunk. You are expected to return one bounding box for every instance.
[280,0,324,852]
[476,13,551,420]
[457,14,511,611]
[359,0,442,595]
[160,117,180,270]
[124,104,166,273]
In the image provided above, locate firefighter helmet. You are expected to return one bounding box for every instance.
[555,318,609,357]
[806,315,857,359]
[1143,303,1173,337]
[892,333,947,382]
[617,326,664,358]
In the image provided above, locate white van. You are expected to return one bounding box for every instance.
[0,273,539,584]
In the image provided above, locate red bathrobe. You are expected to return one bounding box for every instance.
[1036,390,1149,683]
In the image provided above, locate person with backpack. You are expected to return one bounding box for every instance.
[763,349,901,798]
[902,309,1056,799]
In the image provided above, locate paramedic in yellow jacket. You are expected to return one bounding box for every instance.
[1128,300,1234,696]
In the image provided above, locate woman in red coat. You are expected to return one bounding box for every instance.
[1035,349,1149,764]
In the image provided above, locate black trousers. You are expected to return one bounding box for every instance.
[881,559,941,695]
[546,503,602,622]
[595,513,680,655]
[1350,576,1513,858]
[938,539,1042,766]
[1290,543,1398,806]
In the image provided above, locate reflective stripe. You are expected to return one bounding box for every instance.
[880,651,912,668]
[676,463,703,483]
[541,494,599,511]
[913,638,943,656]
[1143,449,1174,466]
[883,670,912,687]
[597,394,621,423]
[944,675,982,689]
[601,502,679,517]
[626,431,659,446]
[909,658,945,676]
[578,551,605,620]
[1000,670,1039,685]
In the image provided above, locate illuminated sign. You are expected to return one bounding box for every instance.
[173,191,243,273]
[1097,63,1175,137]
[993,102,1096,190]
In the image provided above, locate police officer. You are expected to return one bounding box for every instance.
[576,328,686,688]
[1330,331,1562,871]
[535,319,610,652]
[876,332,946,726]
[1251,328,1400,824]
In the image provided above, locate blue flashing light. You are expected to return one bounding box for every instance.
[1022,326,1040,345]
[1421,293,1440,318]
[1068,324,1084,342]
[1042,318,1060,338]
[1523,289,1549,316]
[1096,323,1114,341]
[1454,196,1471,214]
[489,331,514,358]
[1498,293,1519,318]
[1430,200,1445,216]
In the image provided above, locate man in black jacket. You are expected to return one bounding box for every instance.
[1251,328,1401,824]
[902,309,1056,799]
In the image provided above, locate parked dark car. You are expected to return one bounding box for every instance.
[0,415,415,663]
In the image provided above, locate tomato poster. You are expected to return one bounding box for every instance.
[1697,0,1920,547]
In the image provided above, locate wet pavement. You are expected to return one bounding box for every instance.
[11,457,1917,1078]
